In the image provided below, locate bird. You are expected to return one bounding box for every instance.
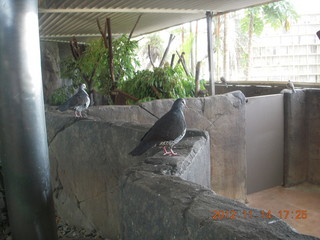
[57,83,90,117]
[220,76,228,88]
[286,80,296,93]
[129,98,187,156]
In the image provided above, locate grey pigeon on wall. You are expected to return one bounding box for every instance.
[286,80,296,93]
[129,98,187,156]
[220,76,228,88]
[57,83,90,117]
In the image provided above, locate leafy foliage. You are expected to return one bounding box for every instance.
[240,0,299,36]
[238,0,299,80]
[119,65,202,103]
[60,35,140,98]
[262,1,299,31]
[49,85,76,105]
[240,7,264,36]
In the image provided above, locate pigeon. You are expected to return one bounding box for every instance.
[129,98,187,156]
[220,76,228,88]
[286,80,296,93]
[57,83,90,117]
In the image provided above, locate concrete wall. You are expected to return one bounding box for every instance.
[87,93,247,202]
[216,85,285,97]
[284,89,320,186]
[46,112,210,239]
[216,84,319,97]
[246,94,284,194]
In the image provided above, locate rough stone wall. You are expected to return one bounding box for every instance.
[45,109,317,240]
[283,90,308,186]
[284,89,320,186]
[87,92,247,202]
[306,90,320,184]
[46,112,210,239]
[40,42,62,103]
[120,168,317,240]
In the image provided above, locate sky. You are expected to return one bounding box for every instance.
[290,0,320,14]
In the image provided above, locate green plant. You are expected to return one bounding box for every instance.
[118,65,203,103]
[49,86,73,105]
[60,35,140,101]
[239,0,298,80]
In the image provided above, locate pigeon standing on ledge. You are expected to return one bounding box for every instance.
[286,80,296,93]
[57,83,90,118]
[220,76,228,88]
[129,98,187,156]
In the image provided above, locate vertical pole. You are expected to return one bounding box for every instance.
[206,11,215,95]
[0,1,58,239]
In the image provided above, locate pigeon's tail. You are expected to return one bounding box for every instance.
[292,88,296,93]
[129,141,155,156]
[57,102,69,112]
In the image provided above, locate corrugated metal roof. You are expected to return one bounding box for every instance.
[38,0,277,42]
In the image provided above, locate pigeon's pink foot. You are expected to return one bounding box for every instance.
[170,148,178,156]
[75,111,81,118]
[163,147,172,156]
[163,147,178,156]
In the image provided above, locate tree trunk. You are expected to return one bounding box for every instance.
[216,15,221,81]
[195,61,201,96]
[195,20,198,64]
[246,13,254,81]
[223,13,229,81]
[190,23,195,76]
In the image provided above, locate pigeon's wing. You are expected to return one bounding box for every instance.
[129,140,157,156]
[142,110,186,143]
[129,111,185,156]
[57,90,87,111]
[67,91,88,108]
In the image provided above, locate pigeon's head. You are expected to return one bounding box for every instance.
[80,83,87,90]
[172,98,186,111]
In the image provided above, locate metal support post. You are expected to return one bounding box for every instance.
[206,11,215,95]
[0,0,58,239]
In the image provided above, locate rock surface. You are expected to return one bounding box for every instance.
[87,93,247,202]
[120,168,318,240]
[41,42,63,103]
[46,111,210,239]
[284,89,320,186]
